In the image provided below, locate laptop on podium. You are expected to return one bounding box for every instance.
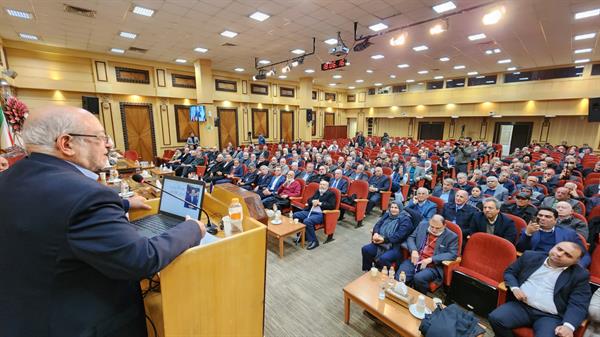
[130,176,205,238]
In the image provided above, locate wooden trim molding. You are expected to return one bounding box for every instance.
[251,83,269,95]
[160,104,171,145]
[215,79,238,92]
[156,69,166,87]
[280,87,295,97]
[115,66,150,84]
[94,61,108,82]
[171,73,196,88]
[347,94,356,102]
[242,80,248,94]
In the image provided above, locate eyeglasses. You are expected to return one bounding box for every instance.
[68,133,112,144]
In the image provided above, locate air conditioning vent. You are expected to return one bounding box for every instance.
[63,4,96,17]
[128,47,148,53]
[221,42,237,47]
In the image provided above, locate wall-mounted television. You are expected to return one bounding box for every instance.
[190,105,207,122]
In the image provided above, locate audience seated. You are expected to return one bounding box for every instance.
[540,168,559,194]
[328,169,348,195]
[396,214,459,293]
[361,201,414,271]
[516,207,590,267]
[406,187,437,221]
[541,187,584,215]
[292,180,336,250]
[481,176,509,202]
[500,192,537,223]
[309,165,329,184]
[467,186,484,210]
[489,242,591,336]
[441,190,479,234]
[556,201,589,239]
[467,197,516,243]
[432,178,456,204]
[257,167,284,199]
[348,164,369,181]
[454,172,473,193]
[238,164,258,190]
[407,156,426,187]
[366,167,390,215]
[263,171,301,209]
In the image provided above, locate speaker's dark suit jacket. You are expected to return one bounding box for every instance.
[504,251,591,328]
[0,153,201,337]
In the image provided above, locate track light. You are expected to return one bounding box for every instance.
[266,69,276,77]
[291,61,299,67]
[389,32,407,46]
[281,65,291,73]
[482,7,505,25]
[429,20,448,35]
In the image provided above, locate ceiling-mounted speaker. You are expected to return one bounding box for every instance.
[306,109,313,122]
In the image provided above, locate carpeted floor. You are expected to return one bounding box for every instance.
[263,211,495,337]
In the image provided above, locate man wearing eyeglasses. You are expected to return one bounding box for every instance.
[0,106,206,337]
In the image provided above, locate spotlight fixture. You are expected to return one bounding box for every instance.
[281,65,291,73]
[266,69,276,77]
[253,69,267,81]
[389,32,407,46]
[482,7,505,25]
[429,20,448,35]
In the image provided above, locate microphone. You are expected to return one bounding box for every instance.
[132,174,218,234]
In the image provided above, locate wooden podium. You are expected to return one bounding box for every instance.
[130,183,267,337]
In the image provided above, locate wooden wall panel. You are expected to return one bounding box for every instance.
[252,109,269,138]
[174,105,199,142]
[120,103,156,161]
[280,111,294,143]
[218,108,238,148]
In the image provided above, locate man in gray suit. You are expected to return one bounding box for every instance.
[541,187,584,215]
[480,176,509,202]
[407,156,426,187]
[395,214,459,293]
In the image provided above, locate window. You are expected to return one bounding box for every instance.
[592,64,600,76]
[505,66,583,83]
[368,88,376,95]
[427,81,444,90]
[468,75,497,86]
[446,78,465,88]
[392,85,407,93]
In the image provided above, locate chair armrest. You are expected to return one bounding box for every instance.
[288,197,302,201]
[380,191,392,211]
[322,210,340,235]
[354,199,369,222]
[442,259,461,286]
[497,281,508,306]
[498,281,507,291]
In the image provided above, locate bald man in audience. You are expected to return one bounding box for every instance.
[406,187,437,221]
[541,187,583,215]
[441,189,479,233]
[556,201,588,239]
[489,241,591,337]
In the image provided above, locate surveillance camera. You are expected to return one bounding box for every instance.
[2,69,17,79]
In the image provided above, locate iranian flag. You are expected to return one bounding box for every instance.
[0,106,14,150]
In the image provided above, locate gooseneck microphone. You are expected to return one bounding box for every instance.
[132,174,218,234]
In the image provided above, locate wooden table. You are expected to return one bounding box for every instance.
[150,167,175,178]
[267,215,306,258]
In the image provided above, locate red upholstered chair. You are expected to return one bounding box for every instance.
[427,195,444,214]
[382,167,393,176]
[589,205,600,223]
[379,175,393,212]
[427,221,463,292]
[312,188,341,243]
[590,244,600,286]
[279,179,306,213]
[123,150,139,161]
[339,180,369,227]
[513,323,588,337]
[155,149,175,166]
[196,166,207,176]
[446,233,517,315]
[289,182,319,210]
[572,212,588,226]
[504,213,527,244]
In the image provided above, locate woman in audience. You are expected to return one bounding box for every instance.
[467,186,484,210]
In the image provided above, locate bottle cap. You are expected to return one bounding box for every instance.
[232,198,239,203]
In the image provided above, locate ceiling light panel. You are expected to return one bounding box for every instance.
[439,57,450,62]
[249,11,270,21]
[221,30,238,38]
[432,1,456,13]
[468,33,486,41]
[19,33,38,40]
[6,8,33,19]
[369,23,388,32]
[120,31,137,39]
[175,59,187,63]
[397,64,410,68]
[194,47,208,53]
[371,54,384,59]
[291,49,305,54]
[574,8,600,20]
[110,48,125,54]
[482,7,505,25]
[453,65,465,69]
[497,59,511,64]
[574,48,592,54]
[574,33,596,40]
[132,6,155,17]
[324,38,338,45]
[413,45,429,51]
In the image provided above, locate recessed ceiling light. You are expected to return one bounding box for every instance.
[467,71,478,75]
[485,48,501,55]
[6,8,33,19]
[348,86,356,89]
[418,70,429,74]
[333,74,342,79]
[120,31,137,39]
[278,75,287,79]
[468,33,486,41]
[175,59,187,63]
[429,23,447,35]
[507,67,517,71]
[390,75,396,79]
[258,59,271,65]
[371,54,384,60]
[406,79,415,83]
[194,47,208,53]
[434,76,444,79]
[498,59,511,64]
[413,45,429,51]
[366,69,374,73]
[482,7,505,25]
[476,75,485,78]
[369,23,388,32]
[110,48,125,54]
[574,8,600,20]
[374,82,382,86]
[439,57,450,62]
[329,83,336,86]
[494,48,501,53]
[397,64,410,68]
[324,38,338,45]
[356,79,364,83]
[346,62,351,66]
[574,58,590,64]
[453,65,466,69]
[221,30,238,38]
[234,68,244,72]
[574,48,592,54]
[249,11,270,21]
[132,5,155,17]
[432,1,456,13]
[574,32,596,40]
[19,33,38,40]
[291,49,305,54]
[304,69,315,73]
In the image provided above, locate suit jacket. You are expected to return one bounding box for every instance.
[305,189,336,211]
[367,174,390,192]
[0,153,201,337]
[349,171,369,181]
[406,199,437,221]
[468,212,516,243]
[265,175,285,192]
[504,251,591,328]
[584,184,600,198]
[454,182,473,193]
[516,226,591,267]
[406,222,459,277]
[542,175,560,194]
[296,170,314,182]
[255,173,272,189]
[277,180,301,197]
[240,171,258,186]
[372,212,414,249]
[329,177,348,195]
[308,174,328,184]
[500,203,537,223]
[479,184,509,201]
[432,187,456,204]
[441,203,479,233]
[541,196,583,215]
[407,166,426,183]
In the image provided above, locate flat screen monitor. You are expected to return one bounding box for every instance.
[190,105,206,122]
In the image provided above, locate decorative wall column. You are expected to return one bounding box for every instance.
[194,58,217,147]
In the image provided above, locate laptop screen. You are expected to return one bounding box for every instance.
[159,176,204,220]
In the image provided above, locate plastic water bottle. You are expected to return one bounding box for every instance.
[388,266,396,289]
[381,266,388,282]
[120,180,129,195]
[228,198,243,232]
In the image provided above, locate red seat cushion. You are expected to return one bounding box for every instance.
[339,203,356,212]
[512,327,534,337]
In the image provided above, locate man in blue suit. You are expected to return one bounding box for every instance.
[253,165,272,192]
[366,167,390,214]
[329,169,348,195]
[257,166,285,199]
[296,162,315,182]
[441,190,479,234]
[516,207,590,267]
[432,178,456,204]
[349,164,369,181]
[0,106,205,337]
[395,214,459,294]
[467,197,516,243]
[406,187,437,221]
[489,242,591,337]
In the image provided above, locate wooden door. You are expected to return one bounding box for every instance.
[280,111,294,143]
[121,103,155,161]
[325,113,335,126]
[218,108,238,149]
